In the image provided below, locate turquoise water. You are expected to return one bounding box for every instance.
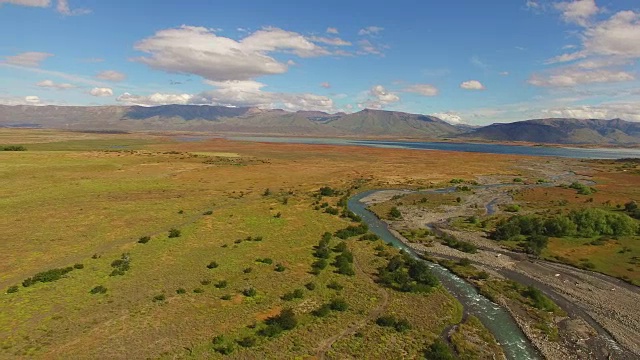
[348,190,541,360]
[230,136,640,160]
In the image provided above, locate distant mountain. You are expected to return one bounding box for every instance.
[0,105,462,138]
[1,105,639,144]
[462,118,640,145]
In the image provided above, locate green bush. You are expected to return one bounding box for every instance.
[256,258,273,265]
[137,236,151,244]
[73,263,84,269]
[207,261,219,269]
[378,253,439,293]
[274,264,286,272]
[375,315,397,327]
[389,207,402,219]
[304,282,316,290]
[242,287,257,297]
[327,281,343,290]
[214,343,235,355]
[329,298,349,311]
[266,308,297,330]
[193,288,204,294]
[311,304,332,317]
[6,285,19,294]
[335,224,368,239]
[221,294,232,300]
[22,266,76,287]
[243,267,253,273]
[176,288,187,294]
[215,280,228,288]
[424,339,454,360]
[153,294,166,302]
[89,285,107,294]
[200,279,211,285]
[203,210,213,215]
[2,145,27,151]
[168,228,181,238]
[236,336,256,348]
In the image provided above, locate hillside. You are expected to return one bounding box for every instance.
[462,118,640,145]
[1,105,639,144]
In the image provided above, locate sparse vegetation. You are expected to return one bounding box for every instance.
[89,285,107,294]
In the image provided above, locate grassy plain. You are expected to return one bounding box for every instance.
[1,129,527,358]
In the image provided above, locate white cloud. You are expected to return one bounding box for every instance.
[116,92,194,105]
[403,84,439,97]
[56,0,90,15]
[357,39,384,55]
[0,0,49,7]
[117,80,335,112]
[358,26,384,36]
[543,102,640,121]
[133,26,338,82]
[364,85,400,109]
[89,87,113,97]
[546,51,587,64]
[528,68,634,87]
[583,11,640,58]
[554,0,599,27]
[25,95,41,104]
[320,82,331,89]
[3,51,53,67]
[95,70,126,82]
[432,112,464,124]
[470,55,488,70]
[525,0,540,10]
[499,71,510,76]
[326,27,339,34]
[309,36,351,46]
[36,79,75,89]
[460,80,486,90]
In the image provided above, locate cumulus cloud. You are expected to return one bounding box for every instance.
[363,85,400,109]
[0,0,50,7]
[432,112,464,124]
[36,79,75,89]
[133,26,341,82]
[89,87,113,97]
[117,80,335,112]
[358,26,384,36]
[309,36,351,46]
[25,95,41,104]
[95,70,126,82]
[403,84,439,97]
[320,82,331,89]
[528,68,634,87]
[460,80,486,90]
[357,39,384,55]
[554,0,599,26]
[543,102,640,121]
[56,0,90,15]
[326,27,339,34]
[3,51,53,67]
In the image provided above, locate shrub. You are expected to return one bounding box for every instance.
[394,319,412,332]
[305,282,316,290]
[89,285,107,294]
[153,294,166,302]
[389,207,402,219]
[359,233,380,241]
[203,210,213,215]
[176,288,186,294]
[221,294,232,300]
[2,145,27,151]
[207,261,219,269]
[335,224,368,239]
[324,207,339,215]
[243,287,257,297]
[212,335,225,345]
[7,285,19,294]
[193,288,204,294]
[504,204,521,212]
[329,298,349,311]
[376,315,397,327]
[327,281,343,290]
[73,263,84,269]
[281,289,304,301]
[424,340,454,360]
[263,188,271,196]
[378,253,439,293]
[168,228,181,238]
[311,304,332,317]
[266,308,297,330]
[237,336,256,348]
[214,343,235,355]
[333,241,348,252]
[319,186,337,196]
[200,279,211,285]
[138,236,151,244]
[243,267,253,274]
[22,266,76,287]
[274,264,286,272]
[256,258,273,265]
[215,280,228,288]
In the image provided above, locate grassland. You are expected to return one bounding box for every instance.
[0,129,530,358]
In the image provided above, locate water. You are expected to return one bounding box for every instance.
[348,190,541,360]
[229,136,640,160]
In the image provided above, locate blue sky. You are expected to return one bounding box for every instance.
[1,0,640,124]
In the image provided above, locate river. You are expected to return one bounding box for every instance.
[348,189,541,360]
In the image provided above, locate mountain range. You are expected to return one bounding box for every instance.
[1,104,639,145]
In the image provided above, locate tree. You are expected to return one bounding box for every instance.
[424,340,454,360]
[389,207,402,219]
[168,228,181,238]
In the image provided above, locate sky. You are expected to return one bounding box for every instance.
[1,0,640,124]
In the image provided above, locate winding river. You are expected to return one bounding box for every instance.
[348,190,541,360]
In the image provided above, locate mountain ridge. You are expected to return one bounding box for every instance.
[0,104,639,145]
